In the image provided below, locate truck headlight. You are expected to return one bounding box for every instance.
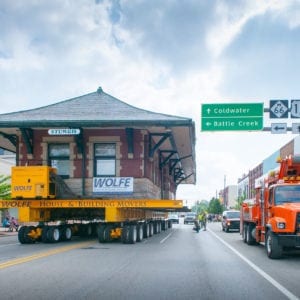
[277,222,285,229]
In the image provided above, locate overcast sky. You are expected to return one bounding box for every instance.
[1,0,299,206]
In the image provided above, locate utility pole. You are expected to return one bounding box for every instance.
[224,175,227,209]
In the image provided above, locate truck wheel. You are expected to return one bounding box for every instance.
[136,224,143,242]
[247,224,255,245]
[266,231,283,259]
[18,226,26,244]
[242,224,248,243]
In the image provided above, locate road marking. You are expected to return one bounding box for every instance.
[209,229,299,300]
[160,231,174,244]
[0,241,95,270]
[0,243,19,248]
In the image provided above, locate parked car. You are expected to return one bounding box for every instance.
[184,212,197,224]
[168,214,179,224]
[222,210,240,232]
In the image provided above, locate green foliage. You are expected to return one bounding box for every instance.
[0,175,11,199]
[208,197,223,214]
[234,194,246,210]
[191,200,209,214]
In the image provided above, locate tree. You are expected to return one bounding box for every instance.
[0,175,10,199]
[208,197,223,214]
[235,193,246,210]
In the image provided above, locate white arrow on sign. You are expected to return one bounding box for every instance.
[271,123,287,134]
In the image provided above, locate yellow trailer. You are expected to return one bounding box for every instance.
[1,166,183,244]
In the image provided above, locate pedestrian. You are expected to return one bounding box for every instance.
[9,217,19,231]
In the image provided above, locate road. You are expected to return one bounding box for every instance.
[0,220,299,300]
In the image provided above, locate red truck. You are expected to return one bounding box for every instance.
[241,155,300,258]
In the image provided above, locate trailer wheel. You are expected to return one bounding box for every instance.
[121,225,130,243]
[42,226,50,243]
[18,226,27,244]
[24,226,36,244]
[98,225,106,243]
[136,224,143,242]
[47,226,60,243]
[60,226,72,241]
[143,223,150,238]
[149,223,154,237]
[128,225,137,244]
[103,225,113,242]
[266,231,283,259]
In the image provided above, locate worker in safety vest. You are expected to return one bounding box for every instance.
[198,211,207,231]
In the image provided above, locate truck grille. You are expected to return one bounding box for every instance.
[296,213,300,233]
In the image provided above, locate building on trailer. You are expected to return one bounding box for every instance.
[0,87,196,220]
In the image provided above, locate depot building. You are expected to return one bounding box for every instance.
[0,87,196,200]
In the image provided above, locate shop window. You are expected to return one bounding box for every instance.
[94,143,116,176]
[48,144,70,178]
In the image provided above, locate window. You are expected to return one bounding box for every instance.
[48,144,70,178]
[94,143,116,176]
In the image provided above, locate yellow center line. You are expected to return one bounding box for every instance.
[0,241,95,269]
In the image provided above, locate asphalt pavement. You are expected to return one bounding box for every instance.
[0,227,18,236]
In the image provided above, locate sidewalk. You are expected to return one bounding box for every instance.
[0,227,18,236]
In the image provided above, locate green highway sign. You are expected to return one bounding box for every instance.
[201,103,264,131]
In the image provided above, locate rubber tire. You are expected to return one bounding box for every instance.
[242,224,248,243]
[42,226,50,243]
[121,225,130,244]
[128,225,137,244]
[149,223,154,237]
[97,225,106,243]
[24,226,36,244]
[103,225,113,242]
[60,226,72,241]
[246,224,256,245]
[143,223,149,238]
[47,226,60,243]
[266,231,283,259]
[136,224,143,242]
[18,226,27,244]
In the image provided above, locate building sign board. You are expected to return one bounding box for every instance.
[48,128,80,135]
[201,103,263,131]
[93,177,133,194]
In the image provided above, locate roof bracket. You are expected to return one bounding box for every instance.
[20,128,33,154]
[176,173,194,186]
[159,150,176,169]
[149,133,171,157]
[0,131,17,148]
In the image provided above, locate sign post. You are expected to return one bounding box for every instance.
[201,103,264,131]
